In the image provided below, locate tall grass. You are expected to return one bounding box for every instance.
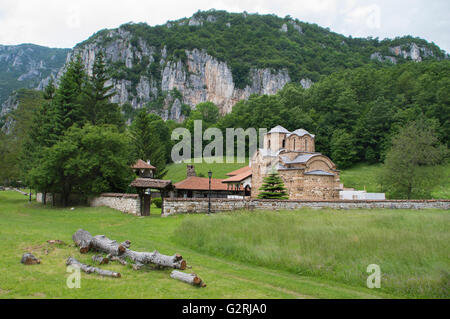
[173,209,450,298]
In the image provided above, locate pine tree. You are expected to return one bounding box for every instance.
[130,110,168,179]
[43,77,56,100]
[53,54,87,130]
[258,171,289,200]
[83,51,124,129]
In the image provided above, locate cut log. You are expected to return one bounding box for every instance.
[72,229,93,253]
[21,253,40,265]
[123,250,186,270]
[91,235,128,256]
[170,270,206,287]
[92,255,109,265]
[66,257,120,278]
[71,230,186,270]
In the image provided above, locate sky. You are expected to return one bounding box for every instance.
[0,0,449,52]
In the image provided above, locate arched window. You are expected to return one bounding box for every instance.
[305,140,308,151]
[268,139,271,150]
[293,139,296,150]
[282,139,285,148]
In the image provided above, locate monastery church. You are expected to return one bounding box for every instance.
[250,125,342,200]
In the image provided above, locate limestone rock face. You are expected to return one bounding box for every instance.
[58,31,294,120]
[371,43,436,64]
[161,49,291,114]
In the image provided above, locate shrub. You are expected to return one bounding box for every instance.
[153,197,162,208]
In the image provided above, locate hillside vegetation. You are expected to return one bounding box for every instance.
[82,10,446,89]
[218,61,450,167]
[340,163,450,199]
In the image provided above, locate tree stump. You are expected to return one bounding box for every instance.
[21,253,40,265]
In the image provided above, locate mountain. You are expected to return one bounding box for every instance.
[65,10,447,120]
[1,10,448,123]
[0,44,70,105]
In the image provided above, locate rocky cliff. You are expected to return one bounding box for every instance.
[64,28,297,120]
[370,42,436,64]
[0,44,69,106]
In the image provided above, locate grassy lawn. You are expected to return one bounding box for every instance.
[0,191,400,299]
[164,157,249,183]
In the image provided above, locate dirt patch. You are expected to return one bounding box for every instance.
[0,288,10,295]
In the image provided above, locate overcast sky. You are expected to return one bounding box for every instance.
[0,0,449,52]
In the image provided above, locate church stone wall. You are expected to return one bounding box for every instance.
[162,198,450,216]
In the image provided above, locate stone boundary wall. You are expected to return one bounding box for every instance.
[162,198,450,216]
[88,193,140,215]
[36,192,141,215]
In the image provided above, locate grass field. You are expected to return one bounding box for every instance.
[0,191,399,299]
[175,210,450,298]
[0,191,448,299]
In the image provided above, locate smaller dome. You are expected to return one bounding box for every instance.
[267,125,290,134]
[288,129,315,138]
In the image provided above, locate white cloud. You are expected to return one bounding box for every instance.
[0,0,448,52]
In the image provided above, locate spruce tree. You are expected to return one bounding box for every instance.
[258,171,289,200]
[53,54,87,130]
[130,110,168,178]
[83,51,124,129]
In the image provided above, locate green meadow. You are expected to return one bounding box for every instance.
[1,191,448,299]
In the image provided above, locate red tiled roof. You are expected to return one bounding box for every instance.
[174,176,229,191]
[226,166,251,176]
[130,178,172,189]
[131,159,156,170]
[222,170,252,183]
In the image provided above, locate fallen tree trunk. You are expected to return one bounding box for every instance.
[66,257,120,278]
[72,229,186,270]
[122,250,186,270]
[170,270,206,287]
[91,235,128,256]
[72,229,93,253]
[21,253,40,265]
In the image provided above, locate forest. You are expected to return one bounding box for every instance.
[0,55,448,201]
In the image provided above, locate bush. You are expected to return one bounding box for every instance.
[153,197,162,208]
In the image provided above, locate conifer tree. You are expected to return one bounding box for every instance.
[83,51,124,129]
[129,110,168,178]
[258,170,289,199]
[53,54,87,130]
